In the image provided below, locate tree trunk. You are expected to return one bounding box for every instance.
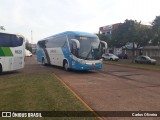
[132,42,135,63]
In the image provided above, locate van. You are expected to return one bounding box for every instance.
[25,49,32,57]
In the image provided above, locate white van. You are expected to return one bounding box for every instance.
[25,49,32,57]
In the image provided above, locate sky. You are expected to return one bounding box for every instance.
[0,0,160,43]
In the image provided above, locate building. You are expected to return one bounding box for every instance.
[99,23,121,38]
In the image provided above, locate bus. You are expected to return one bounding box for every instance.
[37,31,107,71]
[0,32,25,73]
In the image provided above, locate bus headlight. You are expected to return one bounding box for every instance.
[78,59,86,64]
[81,60,86,64]
[86,62,93,65]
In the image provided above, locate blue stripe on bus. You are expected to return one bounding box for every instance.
[37,48,44,63]
[61,48,72,68]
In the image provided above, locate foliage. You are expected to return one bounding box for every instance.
[151,16,160,45]
[25,40,32,52]
[112,20,136,47]
[111,19,151,48]
[110,16,160,48]
[135,24,151,47]
[96,33,112,47]
[0,26,5,30]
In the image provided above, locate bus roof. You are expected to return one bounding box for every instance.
[53,31,97,37]
[40,31,98,41]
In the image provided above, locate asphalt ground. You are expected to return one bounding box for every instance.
[13,56,160,120]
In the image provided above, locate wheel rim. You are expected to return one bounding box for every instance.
[64,62,68,71]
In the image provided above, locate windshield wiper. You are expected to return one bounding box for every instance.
[85,46,93,60]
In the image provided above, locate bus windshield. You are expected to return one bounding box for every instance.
[74,36,101,60]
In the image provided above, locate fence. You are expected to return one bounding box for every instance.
[122,46,160,60]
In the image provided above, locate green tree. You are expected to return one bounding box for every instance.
[151,16,160,45]
[111,19,151,63]
[25,40,32,52]
[96,33,111,47]
[112,19,151,48]
[135,24,151,47]
[112,19,139,47]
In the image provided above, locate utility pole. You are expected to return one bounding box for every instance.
[31,30,33,44]
[31,30,33,52]
[132,41,135,63]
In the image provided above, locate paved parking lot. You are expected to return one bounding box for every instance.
[23,56,160,120]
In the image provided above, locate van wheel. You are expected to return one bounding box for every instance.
[110,58,113,61]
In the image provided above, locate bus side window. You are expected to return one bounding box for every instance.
[0,34,13,47]
[11,36,16,47]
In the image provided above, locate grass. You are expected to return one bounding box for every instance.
[0,73,97,120]
[103,60,160,71]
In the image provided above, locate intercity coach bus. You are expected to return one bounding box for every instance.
[37,31,107,71]
[0,32,25,73]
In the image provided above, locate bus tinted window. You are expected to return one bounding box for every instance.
[12,36,23,47]
[45,36,67,48]
[0,33,23,47]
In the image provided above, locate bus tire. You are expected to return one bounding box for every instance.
[63,60,69,71]
[42,58,46,66]
[0,64,2,73]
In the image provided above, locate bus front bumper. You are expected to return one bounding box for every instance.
[71,62,102,70]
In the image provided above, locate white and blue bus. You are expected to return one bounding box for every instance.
[0,32,25,73]
[37,31,107,71]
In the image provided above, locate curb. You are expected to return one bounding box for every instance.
[52,73,103,120]
[103,62,160,72]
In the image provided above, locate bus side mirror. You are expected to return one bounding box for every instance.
[71,39,80,49]
[100,41,107,49]
[100,41,108,54]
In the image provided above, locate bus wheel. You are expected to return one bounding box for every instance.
[42,58,46,66]
[0,64,2,74]
[64,61,69,71]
